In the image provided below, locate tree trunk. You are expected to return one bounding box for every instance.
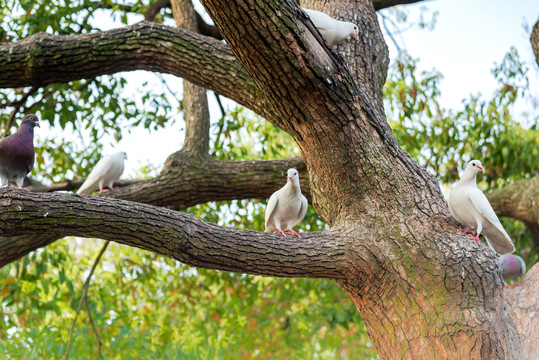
[200,0,522,357]
[504,263,539,360]
[0,0,526,358]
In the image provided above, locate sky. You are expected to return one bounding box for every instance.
[84,0,539,177]
[387,0,539,112]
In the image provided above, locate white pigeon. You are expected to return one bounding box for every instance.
[265,168,308,237]
[77,151,127,195]
[302,8,359,46]
[448,160,515,255]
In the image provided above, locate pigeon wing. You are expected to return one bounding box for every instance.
[77,156,115,194]
[265,191,280,231]
[292,195,308,229]
[303,9,333,31]
[469,188,515,254]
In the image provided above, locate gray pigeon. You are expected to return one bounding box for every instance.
[77,151,127,194]
[265,168,308,237]
[0,114,40,188]
[303,8,359,46]
[499,254,526,286]
[448,160,515,255]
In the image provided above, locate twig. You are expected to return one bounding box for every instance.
[6,86,39,128]
[84,294,104,358]
[212,92,227,152]
[64,241,110,360]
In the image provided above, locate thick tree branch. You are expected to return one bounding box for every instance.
[0,189,344,278]
[0,21,275,120]
[110,157,310,210]
[487,178,539,248]
[26,157,309,209]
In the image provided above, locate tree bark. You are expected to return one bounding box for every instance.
[504,262,539,360]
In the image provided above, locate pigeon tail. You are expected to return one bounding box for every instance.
[483,228,515,255]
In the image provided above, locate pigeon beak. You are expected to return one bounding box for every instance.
[478,165,484,172]
[355,32,359,41]
[35,120,40,128]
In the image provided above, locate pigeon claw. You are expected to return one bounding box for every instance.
[285,230,303,238]
[274,229,287,236]
[467,233,480,242]
[458,227,475,234]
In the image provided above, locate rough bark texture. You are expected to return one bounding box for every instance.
[504,263,539,360]
[0,0,527,358]
[0,189,340,275]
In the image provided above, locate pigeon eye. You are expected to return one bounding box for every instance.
[472,163,476,167]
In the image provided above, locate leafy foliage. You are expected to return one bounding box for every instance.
[385,49,539,260]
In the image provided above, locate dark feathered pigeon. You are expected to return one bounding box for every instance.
[0,114,40,188]
[499,254,526,287]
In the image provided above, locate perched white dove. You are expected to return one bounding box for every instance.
[499,254,526,287]
[265,168,308,237]
[448,160,515,255]
[77,151,127,195]
[302,8,359,46]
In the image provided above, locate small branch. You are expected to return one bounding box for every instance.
[64,241,109,360]
[194,12,223,40]
[144,0,171,21]
[84,294,104,358]
[6,86,38,128]
[212,92,227,153]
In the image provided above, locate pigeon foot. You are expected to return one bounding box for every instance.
[99,188,110,193]
[467,233,480,242]
[285,230,303,238]
[458,227,475,234]
[274,229,287,236]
